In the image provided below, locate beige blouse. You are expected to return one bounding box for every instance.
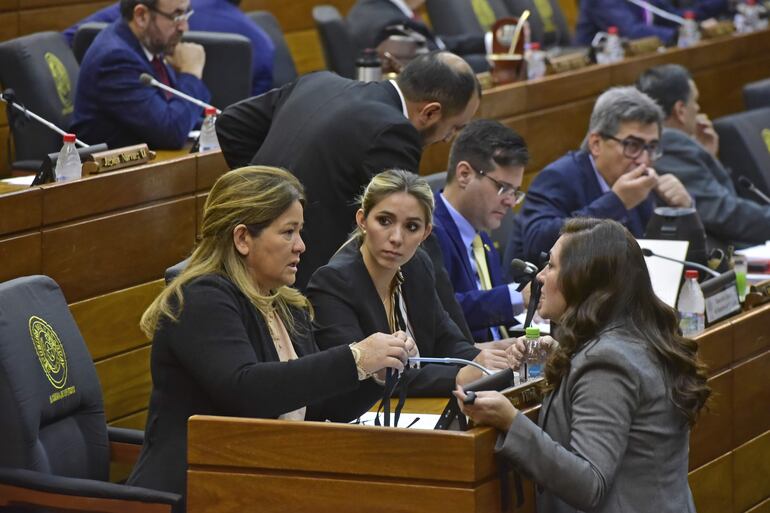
[265,309,306,421]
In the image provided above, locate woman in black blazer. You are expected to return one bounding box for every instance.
[307,169,507,398]
[126,166,409,500]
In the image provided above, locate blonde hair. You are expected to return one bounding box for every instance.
[353,169,435,241]
[140,166,310,338]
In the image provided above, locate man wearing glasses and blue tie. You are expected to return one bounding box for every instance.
[508,86,692,264]
[431,120,529,347]
[71,0,210,150]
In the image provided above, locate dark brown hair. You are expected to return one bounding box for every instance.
[545,218,710,426]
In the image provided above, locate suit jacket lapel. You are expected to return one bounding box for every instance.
[434,193,477,284]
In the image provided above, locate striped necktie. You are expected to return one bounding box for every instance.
[471,0,497,31]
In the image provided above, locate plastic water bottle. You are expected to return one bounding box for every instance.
[595,26,624,64]
[198,106,220,152]
[677,11,701,48]
[677,270,706,337]
[54,133,82,182]
[524,327,548,380]
[525,42,547,80]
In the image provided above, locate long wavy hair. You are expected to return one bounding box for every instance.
[544,218,710,426]
[140,166,311,338]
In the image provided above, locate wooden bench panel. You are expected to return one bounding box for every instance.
[196,151,228,191]
[690,369,733,471]
[747,498,770,513]
[110,410,148,431]
[0,187,41,236]
[240,0,355,32]
[0,12,17,47]
[733,303,770,361]
[70,279,164,360]
[689,451,734,513]
[732,350,770,447]
[285,28,325,75]
[42,197,197,302]
[697,318,734,375]
[0,232,41,282]
[95,344,152,422]
[734,431,770,513]
[41,156,197,225]
[17,2,111,35]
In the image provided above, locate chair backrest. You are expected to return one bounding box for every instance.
[0,275,109,479]
[503,0,573,47]
[247,11,298,87]
[182,30,252,109]
[72,21,107,63]
[312,5,357,79]
[0,32,79,168]
[424,171,448,193]
[165,258,190,284]
[714,107,770,197]
[426,0,510,37]
[743,78,770,111]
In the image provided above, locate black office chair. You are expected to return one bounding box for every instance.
[0,275,182,513]
[72,25,252,110]
[0,32,80,170]
[743,78,770,111]
[72,21,107,63]
[312,5,357,79]
[503,0,574,48]
[165,258,190,284]
[247,11,298,87]
[714,107,770,197]
[426,0,510,37]
[423,170,448,193]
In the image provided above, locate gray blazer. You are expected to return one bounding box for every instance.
[497,327,696,513]
[656,127,770,246]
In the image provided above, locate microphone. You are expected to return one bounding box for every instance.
[1,89,90,148]
[510,258,539,292]
[138,73,221,114]
[641,247,719,277]
[407,356,492,375]
[737,176,770,206]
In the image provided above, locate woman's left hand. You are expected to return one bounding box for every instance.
[393,330,418,359]
[453,386,518,432]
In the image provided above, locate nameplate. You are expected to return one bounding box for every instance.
[546,51,590,74]
[81,144,155,175]
[503,377,548,410]
[701,270,742,324]
[701,20,735,39]
[625,36,663,56]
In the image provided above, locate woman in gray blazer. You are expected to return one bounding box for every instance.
[456,218,711,513]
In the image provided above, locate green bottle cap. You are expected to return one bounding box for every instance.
[525,327,540,338]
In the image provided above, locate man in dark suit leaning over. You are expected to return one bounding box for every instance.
[507,86,693,263]
[636,64,770,247]
[71,0,210,150]
[432,120,528,344]
[216,50,481,288]
[347,0,489,72]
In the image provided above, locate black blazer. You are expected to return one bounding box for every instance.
[216,73,422,289]
[346,0,486,56]
[126,274,379,499]
[306,241,480,397]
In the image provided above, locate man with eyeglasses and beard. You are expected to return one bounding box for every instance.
[509,86,692,263]
[71,0,210,150]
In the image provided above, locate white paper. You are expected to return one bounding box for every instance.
[353,412,442,430]
[636,239,690,308]
[736,241,770,263]
[1,175,35,186]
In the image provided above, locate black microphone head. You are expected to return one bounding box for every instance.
[641,248,653,257]
[738,176,753,189]
[0,88,15,102]
[139,73,154,86]
[510,258,534,274]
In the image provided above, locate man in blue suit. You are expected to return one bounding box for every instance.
[508,86,693,264]
[71,0,211,149]
[63,0,275,96]
[433,120,528,343]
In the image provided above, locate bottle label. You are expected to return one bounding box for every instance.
[679,312,705,337]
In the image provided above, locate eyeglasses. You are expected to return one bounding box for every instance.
[601,134,663,161]
[147,4,194,24]
[473,166,526,205]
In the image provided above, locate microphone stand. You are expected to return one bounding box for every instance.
[0,90,89,148]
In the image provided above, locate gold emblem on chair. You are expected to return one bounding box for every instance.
[44,52,74,116]
[762,128,770,154]
[29,315,68,390]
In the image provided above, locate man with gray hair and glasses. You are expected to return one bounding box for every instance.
[509,86,692,263]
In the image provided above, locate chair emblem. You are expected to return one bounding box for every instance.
[44,52,74,116]
[29,315,68,390]
[762,128,770,155]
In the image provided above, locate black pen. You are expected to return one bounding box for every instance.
[406,417,420,428]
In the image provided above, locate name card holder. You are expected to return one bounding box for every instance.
[701,20,735,39]
[701,270,742,324]
[546,50,591,74]
[625,36,663,56]
[81,144,155,176]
